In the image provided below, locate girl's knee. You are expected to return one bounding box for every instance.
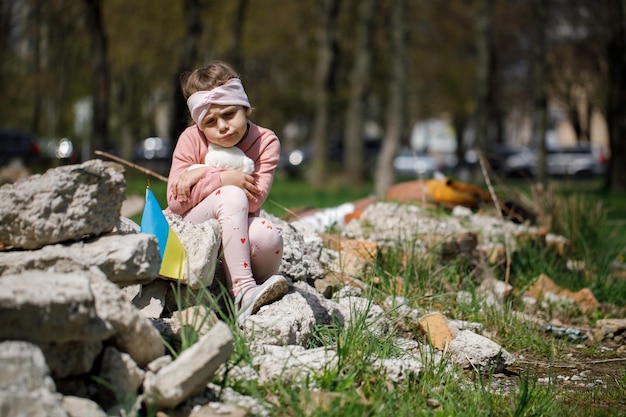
[218,185,247,202]
[249,218,283,250]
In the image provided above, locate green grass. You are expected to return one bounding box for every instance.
[122,171,626,416]
[122,172,374,219]
[124,171,626,304]
[264,177,375,218]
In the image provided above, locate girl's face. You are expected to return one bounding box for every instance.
[199,104,250,147]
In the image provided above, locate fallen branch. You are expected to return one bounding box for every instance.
[517,357,626,368]
[94,150,169,182]
[478,151,512,284]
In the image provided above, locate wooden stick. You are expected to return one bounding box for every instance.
[94,150,169,182]
[478,151,512,284]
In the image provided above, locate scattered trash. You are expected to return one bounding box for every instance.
[542,323,587,342]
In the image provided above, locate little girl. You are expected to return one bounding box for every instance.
[166,61,288,324]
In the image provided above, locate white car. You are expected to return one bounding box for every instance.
[393,148,439,178]
[504,144,607,178]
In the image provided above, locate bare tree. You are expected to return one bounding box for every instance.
[0,0,14,98]
[375,0,407,199]
[532,0,548,184]
[310,0,341,185]
[343,0,376,184]
[545,2,605,144]
[606,0,626,191]
[83,0,111,155]
[228,0,248,71]
[170,0,205,143]
[474,0,494,155]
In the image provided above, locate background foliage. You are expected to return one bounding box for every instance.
[1,0,625,190]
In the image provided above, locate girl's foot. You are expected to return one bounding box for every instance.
[234,275,289,324]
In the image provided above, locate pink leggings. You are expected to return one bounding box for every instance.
[183,185,283,292]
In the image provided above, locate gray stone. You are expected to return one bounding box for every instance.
[0,159,126,250]
[206,383,270,417]
[62,396,107,417]
[113,216,141,234]
[476,277,513,306]
[130,279,170,318]
[98,346,145,399]
[89,269,165,366]
[0,341,68,417]
[253,345,338,384]
[0,270,112,344]
[163,212,221,290]
[594,318,626,341]
[243,281,341,346]
[336,295,389,336]
[371,357,423,383]
[448,330,515,373]
[143,320,234,409]
[341,202,463,248]
[0,341,55,391]
[263,211,325,282]
[0,233,161,287]
[40,340,103,378]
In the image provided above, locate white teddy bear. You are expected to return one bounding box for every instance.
[188,143,255,174]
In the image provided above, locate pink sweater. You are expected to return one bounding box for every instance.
[166,121,280,216]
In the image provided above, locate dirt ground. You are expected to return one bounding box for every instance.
[488,330,626,412]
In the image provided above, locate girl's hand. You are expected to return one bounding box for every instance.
[174,167,206,202]
[220,169,260,202]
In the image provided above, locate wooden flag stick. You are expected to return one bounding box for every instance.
[94,150,169,182]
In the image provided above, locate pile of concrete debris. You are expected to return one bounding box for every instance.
[1,159,612,417]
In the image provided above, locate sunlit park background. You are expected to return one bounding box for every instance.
[3,3,626,416]
[1,1,625,228]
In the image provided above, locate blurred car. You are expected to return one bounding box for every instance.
[0,128,40,167]
[135,137,173,161]
[280,137,381,178]
[485,144,530,176]
[280,140,341,177]
[545,144,607,177]
[392,148,439,178]
[39,137,78,164]
[490,143,607,178]
[500,147,536,177]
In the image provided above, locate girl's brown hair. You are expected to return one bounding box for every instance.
[180,61,240,99]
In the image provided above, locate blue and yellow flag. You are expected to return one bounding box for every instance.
[140,187,187,280]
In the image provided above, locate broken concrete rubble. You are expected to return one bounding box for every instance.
[524,273,600,315]
[143,321,234,409]
[0,233,161,287]
[0,160,538,416]
[0,159,126,250]
[448,330,516,372]
[0,341,70,417]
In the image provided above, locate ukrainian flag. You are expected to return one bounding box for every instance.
[140,187,187,281]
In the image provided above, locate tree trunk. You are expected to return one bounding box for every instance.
[310,0,341,185]
[375,0,407,199]
[228,0,248,71]
[532,0,548,185]
[0,1,14,98]
[569,107,583,142]
[30,0,42,136]
[83,0,110,155]
[170,0,204,144]
[606,0,626,191]
[452,115,469,178]
[344,0,376,184]
[474,0,493,153]
[583,101,592,143]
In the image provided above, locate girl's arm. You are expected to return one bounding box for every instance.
[166,129,222,215]
[248,134,280,214]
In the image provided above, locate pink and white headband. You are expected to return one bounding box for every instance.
[186,78,251,125]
